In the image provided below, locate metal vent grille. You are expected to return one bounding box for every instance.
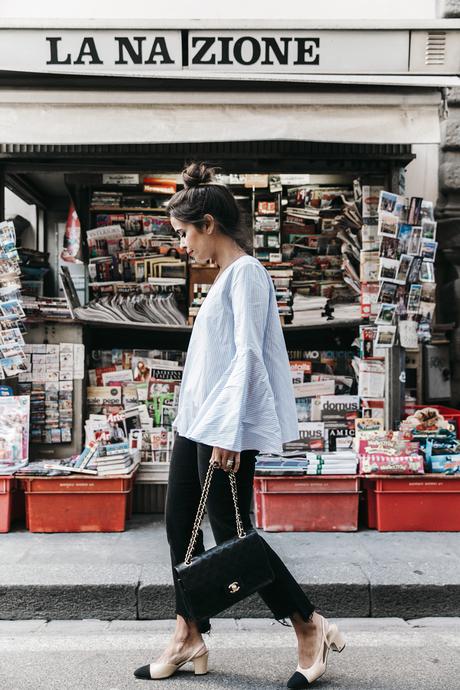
[0,142,414,158]
[133,483,167,513]
[425,31,446,65]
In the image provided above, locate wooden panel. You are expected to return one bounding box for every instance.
[188,264,219,308]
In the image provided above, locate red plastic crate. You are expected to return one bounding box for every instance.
[403,404,460,435]
[375,475,460,531]
[22,473,136,533]
[0,476,14,533]
[253,475,360,532]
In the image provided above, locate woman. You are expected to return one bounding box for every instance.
[134,163,345,688]
[133,359,150,382]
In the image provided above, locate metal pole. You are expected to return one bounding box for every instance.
[0,169,5,220]
[385,164,405,428]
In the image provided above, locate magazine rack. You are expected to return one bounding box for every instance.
[25,320,85,461]
[5,156,413,491]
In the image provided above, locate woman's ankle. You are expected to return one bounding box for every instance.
[290,610,320,633]
[173,616,203,645]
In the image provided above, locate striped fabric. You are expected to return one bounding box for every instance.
[173,255,299,454]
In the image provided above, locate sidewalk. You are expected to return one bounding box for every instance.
[1,515,459,620]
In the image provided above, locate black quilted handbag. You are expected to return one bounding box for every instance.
[174,460,275,621]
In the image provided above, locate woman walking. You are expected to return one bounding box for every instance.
[134,162,345,688]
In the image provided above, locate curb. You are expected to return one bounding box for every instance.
[1,582,459,620]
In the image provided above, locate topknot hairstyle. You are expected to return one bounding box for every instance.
[167,162,252,253]
[182,161,215,189]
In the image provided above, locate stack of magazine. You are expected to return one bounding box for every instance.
[60,267,186,326]
[255,450,357,475]
[36,439,140,476]
[304,451,357,475]
[255,453,309,475]
[94,441,136,476]
[281,185,361,313]
[85,347,185,464]
[22,296,71,319]
[286,350,359,452]
[91,191,122,208]
[263,263,293,320]
[73,292,186,325]
[291,295,328,325]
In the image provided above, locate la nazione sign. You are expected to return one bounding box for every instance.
[0,28,456,75]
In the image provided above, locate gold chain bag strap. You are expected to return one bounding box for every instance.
[174,459,275,621]
[184,462,245,565]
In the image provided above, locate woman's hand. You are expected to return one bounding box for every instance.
[211,446,240,473]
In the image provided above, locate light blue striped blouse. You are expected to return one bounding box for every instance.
[172,255,299,453]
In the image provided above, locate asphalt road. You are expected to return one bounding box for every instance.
[0,618,459,690]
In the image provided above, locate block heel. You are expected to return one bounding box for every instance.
[287,616,346,688]
[134,644,208,680]
[328,624,346,652]
[193,651,209,675]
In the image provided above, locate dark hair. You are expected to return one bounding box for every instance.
[167,162,253,253]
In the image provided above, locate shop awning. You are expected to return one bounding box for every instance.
[0,81,452,146]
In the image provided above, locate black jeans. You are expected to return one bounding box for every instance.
[165,434,315,633]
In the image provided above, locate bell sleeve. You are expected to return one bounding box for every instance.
[185,262,283,453]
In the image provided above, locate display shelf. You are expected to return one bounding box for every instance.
[25,317,80,326]
[87,280,187,287]
[285,317,363,332]
[82,319,192,333]
[26,314,362,333]
[252,188,294,322]
[90,207,167,212]
[137,462,170,484]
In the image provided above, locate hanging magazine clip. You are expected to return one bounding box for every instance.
[322,301,335,321]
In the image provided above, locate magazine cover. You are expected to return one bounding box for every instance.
[86,386,123,415]
[295,397,313,422]
[295,421,326,451]
[316,395,360,424]
[0,395,30,466]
